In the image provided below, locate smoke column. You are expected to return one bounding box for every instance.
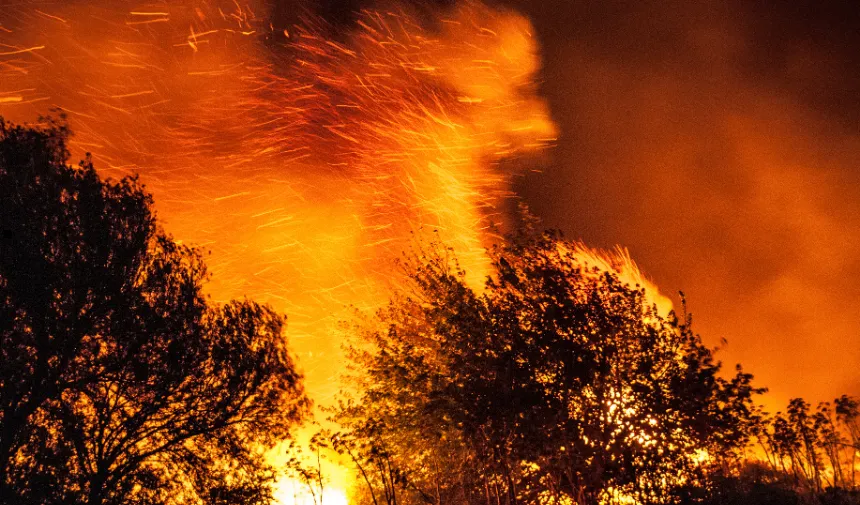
[507,0,860,408]
[1,0,563,402]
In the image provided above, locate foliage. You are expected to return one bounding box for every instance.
[0,117,310,505]
[678,460,860,505]
[756,395,860,495]
[331,229,763,505]
[675,393,860,505]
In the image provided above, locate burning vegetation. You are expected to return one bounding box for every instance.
[0,0,556,402]
[0,1,857,505]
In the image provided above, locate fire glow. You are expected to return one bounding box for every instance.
[1,0,672,500]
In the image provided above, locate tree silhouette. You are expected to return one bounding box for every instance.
[694,394,860,505]
[755,395,860,499]
[333,228,763,505]
[0,117,309,505]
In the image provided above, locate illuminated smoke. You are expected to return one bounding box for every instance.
[1,0,674,496]
[0,0,566,397]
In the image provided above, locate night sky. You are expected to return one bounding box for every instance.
[326,0,860,405]
[508,0,860,406]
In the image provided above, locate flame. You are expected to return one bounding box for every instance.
[0,0,557,399]
[0,0,670,500]
[273,477,349,505]
[556,241,674,315]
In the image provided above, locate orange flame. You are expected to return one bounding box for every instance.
[0,0,558,398]
[1,0,673,499]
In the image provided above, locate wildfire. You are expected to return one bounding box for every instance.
[555,242,674,315]
[274,480,349,505]
[0,0,673,501]
[0,0,562,401]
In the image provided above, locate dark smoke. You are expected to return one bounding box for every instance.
[503,0,860,407]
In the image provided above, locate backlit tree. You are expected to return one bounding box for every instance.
[0,117,309,505]
[333,228,762,505]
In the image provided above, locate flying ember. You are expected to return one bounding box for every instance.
[1,0,573,399]
[0,0,676,502]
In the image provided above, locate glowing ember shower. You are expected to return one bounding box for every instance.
[0,2,689,501]
[0,0,567,402]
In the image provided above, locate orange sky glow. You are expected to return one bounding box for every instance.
[2,0,858,501]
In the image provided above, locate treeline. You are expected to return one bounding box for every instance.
[751,396,860,497]
[314,234,860,504]
[309,227,860,504]
[2,117,858,505]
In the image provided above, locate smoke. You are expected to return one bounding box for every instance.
[0,0,562,404]
[506,0,860,407]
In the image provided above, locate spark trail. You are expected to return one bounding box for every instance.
[0,0,669,498]
[0,0,565,396]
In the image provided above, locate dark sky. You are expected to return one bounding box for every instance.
[502,0,860,407]
[323,0,860,406]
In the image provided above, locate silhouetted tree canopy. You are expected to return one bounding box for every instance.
[331,228,763,505]
[679,394,860,505]
[0,117,309,505]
